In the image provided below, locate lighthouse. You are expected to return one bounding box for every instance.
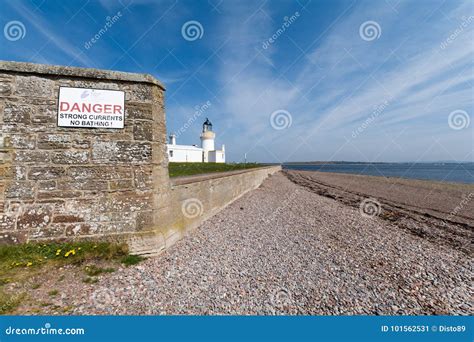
[200,118,215,159]
[166,118,225,163]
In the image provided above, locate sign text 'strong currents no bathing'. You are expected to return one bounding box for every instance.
[57,87,125,129]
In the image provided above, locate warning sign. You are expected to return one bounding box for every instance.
[58,87,125,129]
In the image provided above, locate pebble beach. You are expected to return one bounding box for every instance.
[18,171,473,315]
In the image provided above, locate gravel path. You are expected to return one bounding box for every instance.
[66,172,471,315]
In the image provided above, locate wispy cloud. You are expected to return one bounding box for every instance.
[210,0,473,162]
[6,1,96,66]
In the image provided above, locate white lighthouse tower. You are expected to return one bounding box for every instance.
[166,118,225,163]
[200,118,215,161]
[200,118,225,163]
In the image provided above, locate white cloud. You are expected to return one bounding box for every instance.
[211,0,473,162]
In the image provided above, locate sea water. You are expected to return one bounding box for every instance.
[283,163,474,184]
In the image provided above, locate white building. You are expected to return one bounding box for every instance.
[167,118,225,163]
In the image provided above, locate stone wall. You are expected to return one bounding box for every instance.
[129,166,281,255]
[0,60,280,256]
[0,61,168,245]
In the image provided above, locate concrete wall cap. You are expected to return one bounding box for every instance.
[171,165,282,186]
[0,60,165,90]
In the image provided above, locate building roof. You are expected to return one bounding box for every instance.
[166,144,203,151]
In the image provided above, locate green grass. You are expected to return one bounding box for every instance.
[0,289,24,314]
[82,277,98,284]
[120,255,145,266]
[168,162,265,178]
[0,241,128,274]
[0,241,145,314]
[84,265,116,277]
[47,290,58,297]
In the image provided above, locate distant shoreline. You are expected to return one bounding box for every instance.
[283,161,474,165]
[282,162,474,184]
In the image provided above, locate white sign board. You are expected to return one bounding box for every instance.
[58,87,125,129]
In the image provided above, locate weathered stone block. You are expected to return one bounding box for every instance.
[67,166,132,180]
[65,223,92,236]
[58,179,108,191]
[3,103,32,123]
[62,198,97,214]
[96,221,135,234]
[109,179,133,190]
[37,191,81,199]
[0,232,28,244]
[103,192,152,212]
[28,166,65,180]
[15,75,54,98]
[31,115,56,124]
[70,81,120,90]
[52,150,89,164]
[0,75,13,96]
[14,150,50,163]
[53,214,84,223]
[5,134,35,149]
[5,181,34,199]
[126,84,153,102]
[38,180,56,191]
[126,103,153,120]
[13,166,27,180]
[16,204,52,230]
[0,165,11,180]
[133,122,153,141]
[37,133,72,149]
[0,150,11,163]
[28,223,65,239]
[136,210,153,230]
[0,213,16,230]
[134,166,153,190]
[92,141,151,164]
[72,137,90,149]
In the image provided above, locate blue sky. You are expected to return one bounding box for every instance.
[0,0,473,163]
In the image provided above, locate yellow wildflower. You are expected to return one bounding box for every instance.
[55,249,61,256]
[26,262,33,267]
[64,249,76,257]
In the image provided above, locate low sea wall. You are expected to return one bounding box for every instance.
[128,165,281,255]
